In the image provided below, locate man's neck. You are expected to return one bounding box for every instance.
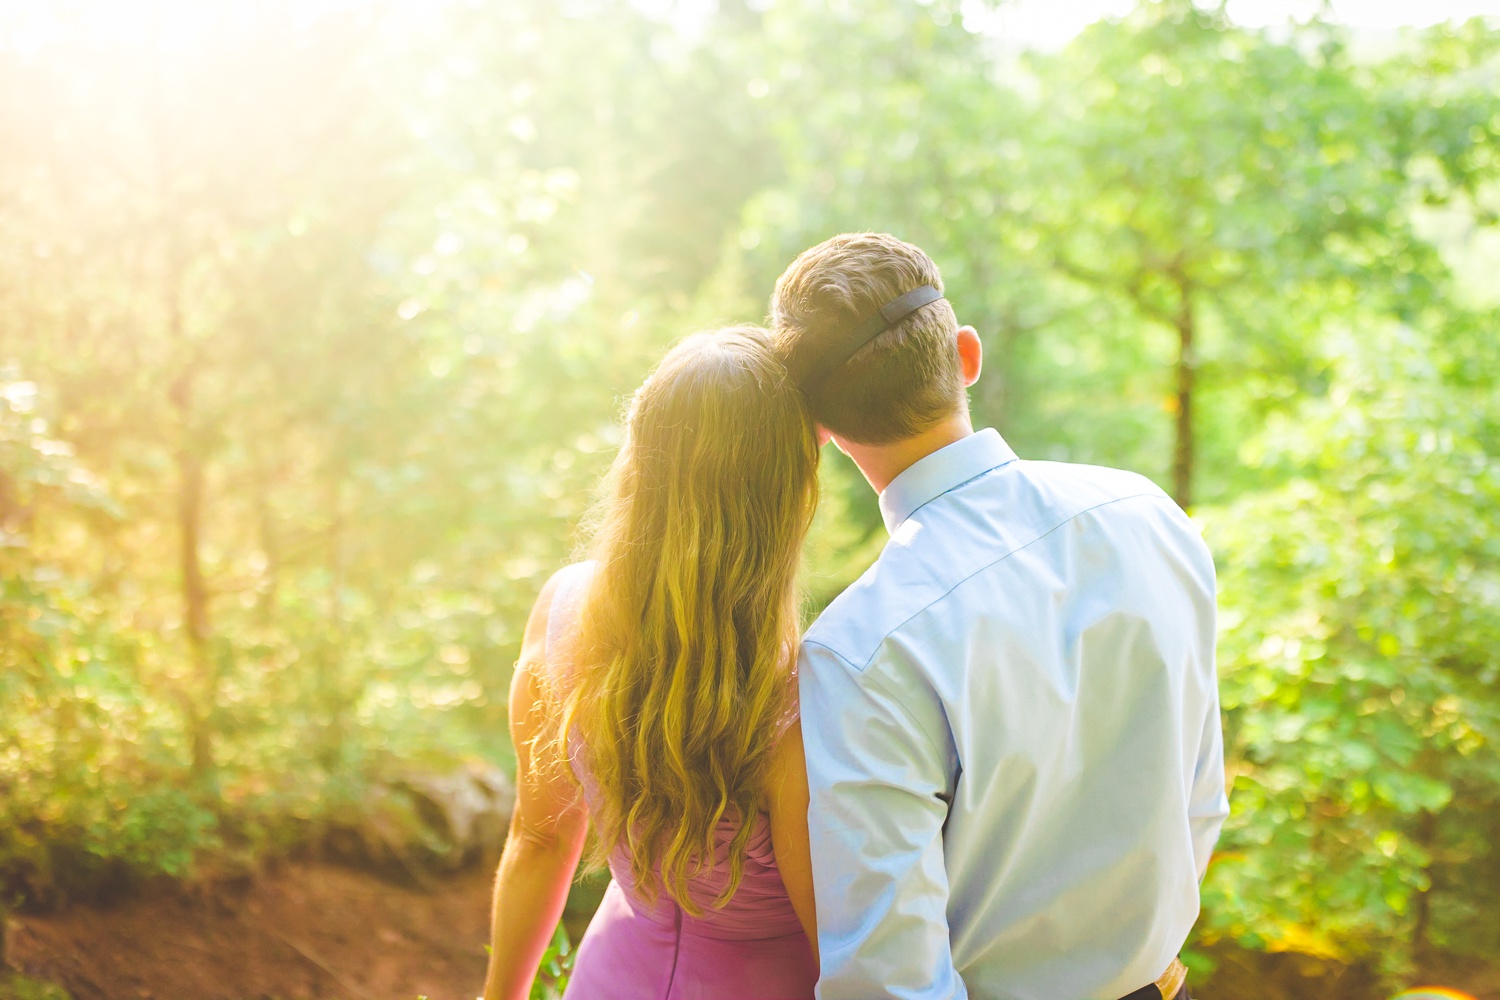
[836,412,976,494]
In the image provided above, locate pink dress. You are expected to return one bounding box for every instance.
[544,563,817,1000]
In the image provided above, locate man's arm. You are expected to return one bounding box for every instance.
[799,641,965,1000]
[1187,683,1229,881]
[1186,536,1229,881]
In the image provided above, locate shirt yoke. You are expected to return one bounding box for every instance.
[803,459,1177,672]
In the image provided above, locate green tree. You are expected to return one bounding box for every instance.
[1017,2,1496,510]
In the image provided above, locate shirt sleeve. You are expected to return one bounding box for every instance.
[799,639,966,1000]
[1187,676,1229,881]
[1186,542,1229,881]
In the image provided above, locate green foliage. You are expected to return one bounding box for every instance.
[530,922,575,1000]
[0,0,1498,990]
[0,972,73,1000]
[0,372,218,902]
[1201,326,1500,971]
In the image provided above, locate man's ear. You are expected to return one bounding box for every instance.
[956,326,983,387]
[816,425,833,448]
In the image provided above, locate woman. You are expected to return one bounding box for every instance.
[481,327,821,1000]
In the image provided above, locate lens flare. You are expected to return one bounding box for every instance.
[1392,989,1479,1000]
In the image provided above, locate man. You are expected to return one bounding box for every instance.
[771,233,1228,1000]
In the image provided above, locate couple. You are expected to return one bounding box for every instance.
[481,233,1228,1000]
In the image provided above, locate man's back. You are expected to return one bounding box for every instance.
[800,429,1227,1000]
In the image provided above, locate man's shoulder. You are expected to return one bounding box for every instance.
[1020,457,1171,507]
[802,458,1183,670]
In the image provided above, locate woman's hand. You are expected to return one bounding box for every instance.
[481,573,590,1000]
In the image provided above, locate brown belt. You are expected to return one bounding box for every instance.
[1119,958,1188,1000]
[1153,958,1187,999]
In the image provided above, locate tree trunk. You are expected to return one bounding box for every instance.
[1410,806,1439,966]
[150,22,216,781]
[253,446,281,627]
[171,362,215,779]
[318,474,349,770]
[1171,276,1195,511]
[165,242,214,779]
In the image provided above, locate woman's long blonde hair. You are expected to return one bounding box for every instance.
[561,326,818,914]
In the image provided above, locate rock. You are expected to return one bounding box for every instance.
[395,760,516,871]
[325,760,516,878]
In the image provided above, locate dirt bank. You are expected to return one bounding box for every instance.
[4,862,1497,1000]
[4,863,494,1000]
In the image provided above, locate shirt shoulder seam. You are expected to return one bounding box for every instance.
[801,639,951,763]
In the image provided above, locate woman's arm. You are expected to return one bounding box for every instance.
[766,715,819,969]
[482,574,590,1000]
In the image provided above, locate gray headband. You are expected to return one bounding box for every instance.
[797,284,945,391]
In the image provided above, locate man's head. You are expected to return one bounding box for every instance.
[770,232,976,445]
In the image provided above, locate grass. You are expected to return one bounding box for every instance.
[0,973,72,1000]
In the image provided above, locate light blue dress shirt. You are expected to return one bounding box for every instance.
[800,429,1228,1000]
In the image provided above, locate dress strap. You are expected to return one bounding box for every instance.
[543,561,595,691]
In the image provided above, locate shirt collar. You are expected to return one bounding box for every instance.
[877,427,1019,534]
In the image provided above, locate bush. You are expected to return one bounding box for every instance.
[1198,331,1500,976]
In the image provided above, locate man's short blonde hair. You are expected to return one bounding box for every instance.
[770,232,964,445]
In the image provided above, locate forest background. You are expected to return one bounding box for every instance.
[3,0,1500,995]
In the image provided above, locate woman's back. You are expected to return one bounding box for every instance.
[480,328,819,1000]
[545,562,816,999]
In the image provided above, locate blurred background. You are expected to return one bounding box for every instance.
[2,1,1499,998]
